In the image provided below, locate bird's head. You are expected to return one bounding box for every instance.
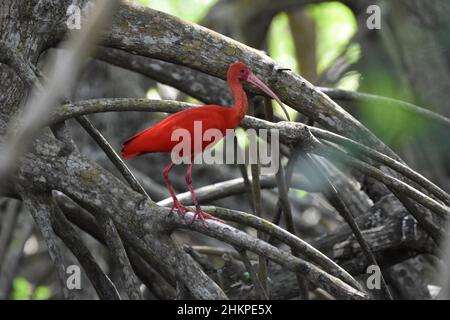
[229,61,290,120]
[230,61,251,81]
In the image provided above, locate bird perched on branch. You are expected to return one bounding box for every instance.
[122,62,288,225]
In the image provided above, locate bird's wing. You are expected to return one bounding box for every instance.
[121,105,228,159]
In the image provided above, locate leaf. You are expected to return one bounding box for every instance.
[11,277,32,300]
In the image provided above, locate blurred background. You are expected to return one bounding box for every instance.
[1,0,449,299]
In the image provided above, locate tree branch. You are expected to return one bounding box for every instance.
[16,131,365,299]
[319,87,450,131]
[51,197,121,300]
[0,0,120,182]
[18,191,75,299]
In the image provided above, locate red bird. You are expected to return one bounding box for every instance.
[122,62,288,225]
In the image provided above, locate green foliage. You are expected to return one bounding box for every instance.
[11,277,32,300]
[336,71,360,91]
[359,70,428,143]
[11,277,51,300]
[268,13,298,73]
[305,2,358,74]
[32,286,52,300]
[146,88,161,100]
[268,2,358,77]
[135,0,217,23]
[235,127,249,150]
[296,190,308,199]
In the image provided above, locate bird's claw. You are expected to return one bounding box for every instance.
[169,202,224,226]
[191,209,224,227]
[169,201,192,221]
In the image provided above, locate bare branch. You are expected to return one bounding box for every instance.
[201,206,362,291]
[76,115,151,200]
[306,154,393,300]
[51,198,121,300]
[264,97,309,299]
[237,249,269,300]
[16,131,364,299]
[0,41,42,88]
[0,0,121,182]
[91,210,142,300]
[96,47,232,106]
[170,211,367,300]
[54,192,177,296]
[319,144,449,221]
[18,191,75,299]
[0,204,33,300]
[157,174,315,207]
[0,199,20,264]
[319,87,450,131]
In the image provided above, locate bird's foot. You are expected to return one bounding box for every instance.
[191,208,224,226]
[169,201,192,221]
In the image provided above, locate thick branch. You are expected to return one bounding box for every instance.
[0,0,120,182]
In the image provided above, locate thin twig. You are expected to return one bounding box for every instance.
[250,139,269,296]
[237,248,269,300]
[319,143,450,221]
[75,115,151,200]
[0,207,34,300]
[319,87,450,131]
[171,211,367,300]
[306,154,392,299]
[0,199,20,265]
[264,97,309,299]
[157,174,314,207]
[198,206,361,291]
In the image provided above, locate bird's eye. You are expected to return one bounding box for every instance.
[240,69,245,73]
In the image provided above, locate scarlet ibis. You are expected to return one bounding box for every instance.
[122,62,288,225]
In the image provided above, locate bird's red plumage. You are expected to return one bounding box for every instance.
[121,62,283,226]
[121,105,235,159]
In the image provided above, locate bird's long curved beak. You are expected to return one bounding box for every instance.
[247,73,291,121]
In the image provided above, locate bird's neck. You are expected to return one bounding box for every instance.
[228,77,248,124]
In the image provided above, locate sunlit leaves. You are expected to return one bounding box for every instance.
[305,2,358,74]
[268,13,298,72]
[11,277,51,300]
[33,286,52,300]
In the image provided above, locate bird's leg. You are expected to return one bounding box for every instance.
[163,162,190,220]
[185,163,224,226]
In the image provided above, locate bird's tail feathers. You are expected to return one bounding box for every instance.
[121,133,144,159]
